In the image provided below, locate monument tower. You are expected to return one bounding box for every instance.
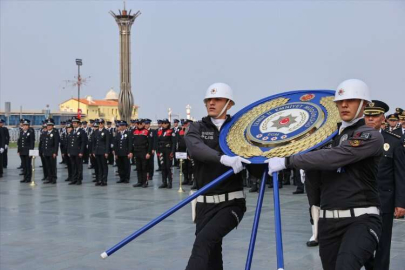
[110,2,141,123]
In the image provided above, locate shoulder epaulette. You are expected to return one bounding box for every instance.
[386,130,401,139]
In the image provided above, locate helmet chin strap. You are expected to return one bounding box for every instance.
[214,99,231,119]
[349,100,364,123]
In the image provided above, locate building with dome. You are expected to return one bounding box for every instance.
[59,88,138,122]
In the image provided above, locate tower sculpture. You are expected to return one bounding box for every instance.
[110,3,141,123]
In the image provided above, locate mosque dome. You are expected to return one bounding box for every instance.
[105,88,118,100]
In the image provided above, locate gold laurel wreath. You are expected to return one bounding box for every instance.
[226,96,339,158]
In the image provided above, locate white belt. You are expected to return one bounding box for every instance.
[320,207,380,219]
[196,191,245,204]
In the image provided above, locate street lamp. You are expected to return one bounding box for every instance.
[75,58,82,119]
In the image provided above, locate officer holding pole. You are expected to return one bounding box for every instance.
[267,79,384,270]
[184,83,251,270]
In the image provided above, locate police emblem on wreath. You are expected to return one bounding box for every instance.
[220,90,340,163]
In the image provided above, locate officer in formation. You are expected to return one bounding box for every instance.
[93,119,109,186]
[156,119,176,188]
[267,79,383,270]
[392,108,405,136]
[114,120,132,183]
[172,119,180,167]
[63,122,74,182]
[0,119,9,171]
[43,119,60,184]
[132,119,153,188]
[87,119,96,169]
[106,121,116,165]
[176,119,194,185]
[154,120,163,172]
[90,121,99,181]
[144,119,155,180]
[18,119,35,183]
[66,117,87,185]
[363,100,405,270]
[81,120,90,164]
[59,121,67,164]
[0,120,5,178]
[38,121,48,181]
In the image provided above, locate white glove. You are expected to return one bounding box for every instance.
[300,169,306,184]
[220,155,251,174]
[265,157,286,175]
[0,148,4,154]
[4,145,8,150]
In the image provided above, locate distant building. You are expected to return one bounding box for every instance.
[0,111,78,127]
[59,88,139,122]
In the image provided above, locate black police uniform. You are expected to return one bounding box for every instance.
[64,128,74,182]
[59,126,67,164]
[132,126,153,187]
[184,116,246,270]
[173,120,180,167]
[114,128,132,183]
[0,122,9,169]
[107,125,115,165]
[146,126,155,180]
[286,119,383,270]
[0,127,4,177]
[17,126,24,172]
[18,128,36,182]
[364,130,405,270]
[156,126,175,188]
[177,126,193,185]
[38,127,48,180]
[93,127,109,186]
[82,124,90,164]
[67,127,87,185]
[43,128,60,184]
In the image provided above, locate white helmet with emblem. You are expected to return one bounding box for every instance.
[204,83,235,105]
[334,79,371,102]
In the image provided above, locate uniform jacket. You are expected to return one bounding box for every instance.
[0,126,9,146]
[376,130,405,213]
[185,116,244,195]
[114,130,133,156]
[156,128,175,153]
[67,128,87,156]
[132,128,153,154]
[38,129,47,156]
[93,128,110,155]
[18,129,36,155]
[176,128,188,152]
[43,129,60,156]
[392,127,404,137]
[287,119,383,210]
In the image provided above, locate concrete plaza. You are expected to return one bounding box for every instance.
[1,151,404,270]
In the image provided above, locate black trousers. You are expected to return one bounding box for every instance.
[181,159,193,182]
[364,212,394,270]
[116,156,130,182]
[135,152,148,185]
[319,214,382,270]
[83,147,89,164]
[2,148,7,168]
[21,155,32,181]
[40,154,48,179]
[70,155,83,181]
[147,153,154,177]
[158,149,172,184]
[186,199,246,270]
[66,155,73,180]
[0,153,3,175]
[44,155,57,182]
[95,154,108,183]
[293,169,304,192]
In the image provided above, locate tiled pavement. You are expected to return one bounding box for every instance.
[1,151,404,270]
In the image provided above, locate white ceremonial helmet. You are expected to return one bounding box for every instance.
[204,83,235,105]
[334,79,371,102]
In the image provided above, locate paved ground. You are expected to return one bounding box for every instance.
[1,151,404,270]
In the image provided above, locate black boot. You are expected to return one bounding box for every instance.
[69,181,77,185]
[159,181,168,189]
[249,184,259,193]
[167,179,172,189]
[133,183,143,187]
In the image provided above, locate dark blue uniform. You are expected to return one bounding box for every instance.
[114,129,132,183]
[93,128,110,186]
[18,128,36,182]
[43,128,60,184]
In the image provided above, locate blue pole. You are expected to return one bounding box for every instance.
[272,172,284,269]
[101,169,235,259]
[245,169,268,270]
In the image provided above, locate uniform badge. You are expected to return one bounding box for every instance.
[383,143,390,151]
[102,132,104,136]
[27,133,30,136]
[124,134,127,137]
[299,94,315,102]
[349,140,361,147]
[50,134,53,137]
[77,132,80,135]
[339,134,348,145]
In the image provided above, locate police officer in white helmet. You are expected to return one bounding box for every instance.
[184,83,251,270]
[267,79,384,270]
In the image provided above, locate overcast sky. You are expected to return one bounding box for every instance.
[1,0,404,120]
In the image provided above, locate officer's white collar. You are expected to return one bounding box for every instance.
[339,116,363,135]
[210,117,226,131]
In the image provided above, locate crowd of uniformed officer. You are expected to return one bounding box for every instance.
[8,117,197,189]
